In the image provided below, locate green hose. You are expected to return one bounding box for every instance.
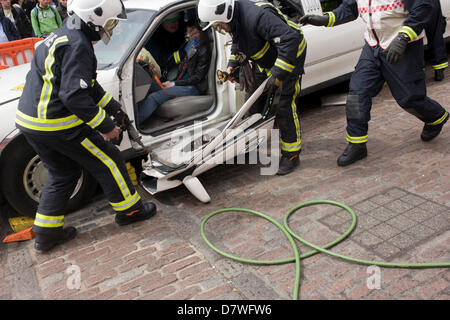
[200,200,450,300]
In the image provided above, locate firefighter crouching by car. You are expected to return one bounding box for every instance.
[197,0,307,176]
[15,0,157,253]
[300,0,449,167]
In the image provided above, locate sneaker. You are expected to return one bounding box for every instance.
[421,112,448,142]
[115,202,157,226]
[35,227,77,253]
[337,143,367,167]
[434,69,445,82]
[276,154,300,176]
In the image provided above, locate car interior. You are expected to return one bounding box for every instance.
[133,9,217,136]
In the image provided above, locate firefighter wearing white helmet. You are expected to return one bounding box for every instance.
[197,0,235,31]
[16,0,157,253]
[197,0,307,175]
[67,0,127,44]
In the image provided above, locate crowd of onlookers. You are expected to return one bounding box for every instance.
[0,0,67,43]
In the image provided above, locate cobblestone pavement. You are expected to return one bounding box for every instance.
[1,61,449,301]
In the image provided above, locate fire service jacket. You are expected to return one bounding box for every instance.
[227,0,306,81]
[16,20,120,136]
[326,0,433,49]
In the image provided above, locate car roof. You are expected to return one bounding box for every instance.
[123,0,189,11]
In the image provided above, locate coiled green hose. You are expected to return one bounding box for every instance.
[200,200,450,300]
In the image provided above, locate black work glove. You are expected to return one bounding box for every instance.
[265,76,283,94]
[299,14,329,26]
[386,33,410,64]
[109,109,129,146]
[113,109,131,129]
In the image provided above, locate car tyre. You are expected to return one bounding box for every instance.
[0,135,98,217]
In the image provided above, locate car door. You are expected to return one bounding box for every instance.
[299,0,366,94]
[118,2,240,165]
[441,0,450,38]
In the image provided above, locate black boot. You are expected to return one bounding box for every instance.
[115,202,157,226]
[337,143,367,167]
[434,69,445,82]
[421,113,448,141]
[35,227,77,253]
[276,154,300,175]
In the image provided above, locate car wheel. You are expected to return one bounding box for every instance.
[0,135,98,217]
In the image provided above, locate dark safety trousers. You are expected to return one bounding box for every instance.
[23,127,144,235]
[345,41,448,144]
[246,50,306,157]
[424,4,448,70]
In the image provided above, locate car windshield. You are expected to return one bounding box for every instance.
[94,9,156,69]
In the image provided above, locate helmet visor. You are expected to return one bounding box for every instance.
[101,19,119,45]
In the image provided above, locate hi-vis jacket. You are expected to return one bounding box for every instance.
[16,23,120,135]
[227,0,306,81]
[326,0,432,49]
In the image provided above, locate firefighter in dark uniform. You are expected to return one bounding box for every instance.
[300,0,449,167]
[15,0,156,252]
[197,0,307,175]
[425,0,448,81]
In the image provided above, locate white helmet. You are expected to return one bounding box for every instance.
[197,0,235,31]
[67,0,127,34]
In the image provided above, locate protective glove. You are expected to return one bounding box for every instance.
[183,37,200,59]
[217,70,230,83]
[299,14,329,26]
[113,108,131,129]
[386,33,410,64]
[266,76,283,94]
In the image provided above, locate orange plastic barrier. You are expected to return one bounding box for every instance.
[0,64,8,70]
[0,37,43,67]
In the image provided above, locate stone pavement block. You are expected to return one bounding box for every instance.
[385,215,417,231]
[403,207,438,223]
[404,224,436,240]
[371,242,401,260]
[370,194,394,206]
[351,231,384,248]
[355,213,383,230]
[384,199,415,214]
[368,206,401,222]
[389,233,416,250]
[422,214,450,231]
[401,194,427,206]
[369,224,402,241]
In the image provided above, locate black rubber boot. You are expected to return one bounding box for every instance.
[337,143,367,167]
[434,69,445,82]
[35,227,77,253]
[421,113,448,142]
[276,154,300,176]
[115,202,157,226]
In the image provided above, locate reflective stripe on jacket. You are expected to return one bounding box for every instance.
[227,0,305,81]
[16,18,120,135]
[327,0,430,49]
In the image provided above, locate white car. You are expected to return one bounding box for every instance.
[1,0,449,216]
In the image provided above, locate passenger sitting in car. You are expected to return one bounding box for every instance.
[137,22,211,125]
